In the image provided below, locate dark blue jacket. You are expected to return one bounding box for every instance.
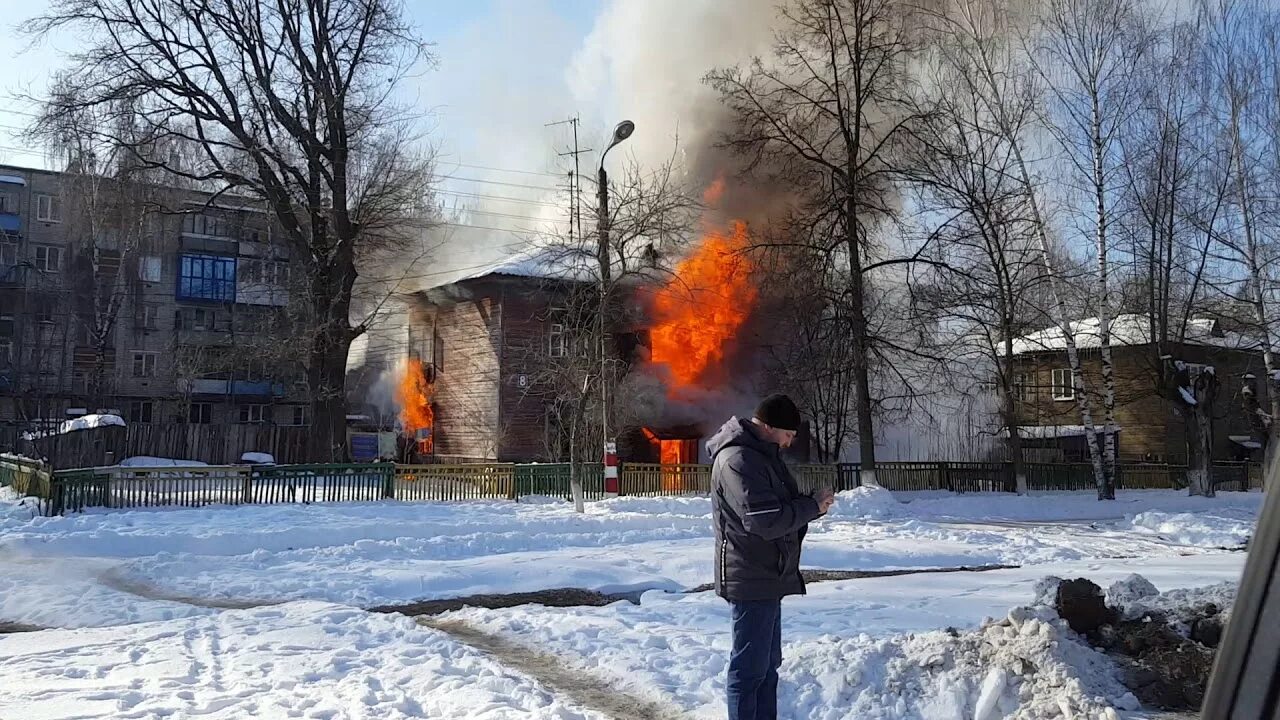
[709,417,821,602]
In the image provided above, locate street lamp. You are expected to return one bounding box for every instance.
[597,120,634,497]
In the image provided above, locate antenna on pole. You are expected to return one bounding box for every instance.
[546,115,591,248]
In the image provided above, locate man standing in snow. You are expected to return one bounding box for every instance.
[708,394,836,720]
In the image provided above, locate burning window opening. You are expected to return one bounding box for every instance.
[396,358,434,456]
[647,180,757,395]
[642,427,702,492]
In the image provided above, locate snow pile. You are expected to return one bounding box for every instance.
[1125,509,1255,547]
[889,489,1263,523]
[1104,575,1160,609]
[784,604,1136,720]
[825,485,907,520]
[119,456,208,468]
[1107,575,1237,625]
[0,486,37,525]
[241,452,275,465]
[0,602,604,719]
[23,413,125,440]
[592,495,711,518]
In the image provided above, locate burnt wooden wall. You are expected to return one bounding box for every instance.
[427,289,502,460]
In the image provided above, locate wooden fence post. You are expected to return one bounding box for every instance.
[381,464,396,499]
[939,462,952,492]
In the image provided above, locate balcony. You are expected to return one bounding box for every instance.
[0,214,19,234]
[179,378,285,397]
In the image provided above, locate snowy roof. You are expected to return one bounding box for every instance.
[446,247,599,286]
[0,174,26,186]
[1008,425,1123,439]
[1011,314,1258,355]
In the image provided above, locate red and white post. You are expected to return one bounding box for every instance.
[604,441,619,497]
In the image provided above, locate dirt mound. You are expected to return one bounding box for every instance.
[1053,577,1225,711]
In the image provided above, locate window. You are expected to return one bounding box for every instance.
[0,314,13,337]
[241,258,260,284]
[240,259,289,286]
[183,213,228,238]
[177,254,237,302]
[139,256,162,283]
[240,225,269,243]
[35,308,55,325]
[132,351,157,378]
[432,328,444,372]
[189,402,212,424]
[239,404,268,424]
[136,305,159,331]
[0,192,15,213]
[71,371,90,394]
[33,245,62,272]
[0,242,15,267]
[0,339,10,366]
[1013,373,1030,402]
[128,400,154,424]
[288,405,309,426]
[182,308,215,331]
[1051,368,1074,401]
[548,323,566,358]
[35,194,61,222]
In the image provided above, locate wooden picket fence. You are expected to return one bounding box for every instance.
[20,459,1267,516]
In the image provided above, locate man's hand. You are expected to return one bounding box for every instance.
[814,487,836,514]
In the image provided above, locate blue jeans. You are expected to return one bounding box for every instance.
[727,599,782,720]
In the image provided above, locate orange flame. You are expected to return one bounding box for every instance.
[648,220,756,390]
[396,358,434,453]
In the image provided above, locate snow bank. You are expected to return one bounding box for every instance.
[887,489,1263,523]
[1125,509,1255,547]
[825,485,907,520]
[241,452,275,465]
[119,456,208,468]
[1106,575,1237,624]
[781,604,1136,720]
[23,414,125,440]
[592,495,711,518]
[0,602,604,719]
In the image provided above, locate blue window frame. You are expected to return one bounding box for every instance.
[177,254,236,302]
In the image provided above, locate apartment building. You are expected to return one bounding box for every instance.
[0,163,311,434]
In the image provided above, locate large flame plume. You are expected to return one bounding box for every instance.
[648,179,757,392]
[396,358,435,453]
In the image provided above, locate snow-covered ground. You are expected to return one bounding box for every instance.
[0,486,1263,718]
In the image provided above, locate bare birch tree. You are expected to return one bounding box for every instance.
[1033,0,1152,496]
[926,0,1112,498]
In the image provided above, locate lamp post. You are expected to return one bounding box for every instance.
[597,120,634,497]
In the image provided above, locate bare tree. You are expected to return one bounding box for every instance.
[905,41,1051,493]
[925,0,1112,498]
[1033,0,1152,497]
[706,0,930,485]
[23,0,437,460]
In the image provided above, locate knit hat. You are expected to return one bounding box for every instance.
[754,394,802,432]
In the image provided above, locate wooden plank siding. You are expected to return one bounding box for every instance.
[423,288,503,460]
[1012,343,1266,463]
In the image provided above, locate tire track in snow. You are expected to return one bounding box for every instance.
[420,617,689,720]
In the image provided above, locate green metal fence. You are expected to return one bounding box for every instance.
[22,458,1265,515]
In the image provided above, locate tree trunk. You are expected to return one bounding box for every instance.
[846,189,877,487]
[1183,364,1217,498]
[1092,100,1119,500]
[1000,350,1027,495]
[307,254,357,461]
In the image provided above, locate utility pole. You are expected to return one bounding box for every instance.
[596,121,635,497]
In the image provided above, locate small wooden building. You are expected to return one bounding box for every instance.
[1009,314,1266,463]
